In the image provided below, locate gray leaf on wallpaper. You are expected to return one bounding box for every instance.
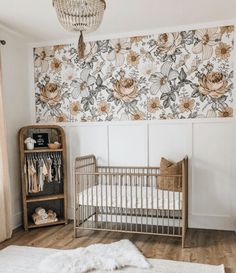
[34,25,234,123]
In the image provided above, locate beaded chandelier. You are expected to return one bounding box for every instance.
[53,0,106,58]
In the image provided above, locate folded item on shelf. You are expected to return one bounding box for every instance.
[32,208,58,225]
[32,214,58,225]
[35,207,48,219]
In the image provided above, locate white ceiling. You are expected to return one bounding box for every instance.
[0,0,236,43]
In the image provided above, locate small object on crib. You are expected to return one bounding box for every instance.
[48,142,61,149]
[32,207,58,225]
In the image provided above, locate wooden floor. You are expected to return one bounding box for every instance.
[0,223,236,273]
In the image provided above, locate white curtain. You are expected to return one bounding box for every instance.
[0,47,12,242]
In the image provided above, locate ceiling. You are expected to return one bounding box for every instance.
[0,0,236,43]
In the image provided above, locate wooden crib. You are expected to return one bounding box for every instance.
[74,155,188,247]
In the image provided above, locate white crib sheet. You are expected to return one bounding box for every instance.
[78,185,182,210]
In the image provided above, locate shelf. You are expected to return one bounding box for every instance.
[26,194,65,203]
[28,218,66,229]
[19,125,68,231]
[24,148,63,153]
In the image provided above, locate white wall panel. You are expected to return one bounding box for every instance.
[70,125,109,166]
[65,121,235,230]
[67,124,108,217]
[192,123,232,217]
[149,123,191,165]
[108,124,147,166]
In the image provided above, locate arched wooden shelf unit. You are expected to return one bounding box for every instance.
[19,125,68,230]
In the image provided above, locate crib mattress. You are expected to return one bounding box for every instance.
[78,185,182,210]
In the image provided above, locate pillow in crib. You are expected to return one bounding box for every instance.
[158,157,182,192]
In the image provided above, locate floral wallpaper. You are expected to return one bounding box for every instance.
[34,25,234,123]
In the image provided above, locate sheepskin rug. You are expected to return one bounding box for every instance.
[38,239,150,273]
[0,240,225,273]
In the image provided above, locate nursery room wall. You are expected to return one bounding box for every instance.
[31,19,236,232]
[0,25,32,228]
[0,3,235,231]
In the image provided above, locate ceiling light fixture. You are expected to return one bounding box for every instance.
[53,0,106,58]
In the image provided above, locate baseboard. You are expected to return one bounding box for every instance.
[189,214,236,231]
[68,207,74,220]
[12,211,22,230]
[13,209,236,232]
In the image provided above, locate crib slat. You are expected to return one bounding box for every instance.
[146,170,148,233]
[173,178,175,235]
[110,174,113,230]
[125,173,128,231]
[162,187,164,234]
[120,174,123,229]
[115,175,118,230]
[135,175,138,233]
[151,173,154,234]
[141,174,143,233]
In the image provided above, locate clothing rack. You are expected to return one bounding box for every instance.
[19,125,68,231]
[24,151,63,194]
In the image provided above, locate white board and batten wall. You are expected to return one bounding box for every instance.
[63,118,236,231]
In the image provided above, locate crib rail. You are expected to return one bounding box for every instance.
[74,155,188,247]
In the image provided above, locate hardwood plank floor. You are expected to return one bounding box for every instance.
[0,223,235,273]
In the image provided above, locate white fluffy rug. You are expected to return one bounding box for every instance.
[0,241,225,273]
[39,240,150,273]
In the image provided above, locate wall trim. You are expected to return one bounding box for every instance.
[27,117,235,128]
[0,23,31,41]
[12,211,22,230]
[67,208,236,231]
[29,19,236,48]
[189,214,236,231]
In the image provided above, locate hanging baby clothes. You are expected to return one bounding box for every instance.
[25,152,63,194]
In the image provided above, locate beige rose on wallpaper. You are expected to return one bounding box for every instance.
[40,83,61,106]
[157,32,182,55]
[198,71,227,98]
[113,77,139,103]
